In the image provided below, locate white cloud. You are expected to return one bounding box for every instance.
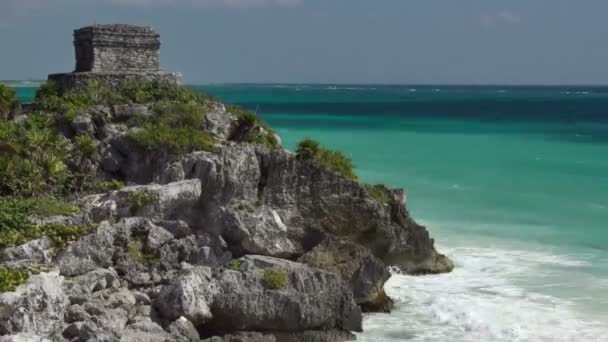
[480,10,521,29]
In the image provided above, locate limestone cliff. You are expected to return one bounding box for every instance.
[0,24,452,342]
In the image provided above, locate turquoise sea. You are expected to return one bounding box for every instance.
[15,84,608,341]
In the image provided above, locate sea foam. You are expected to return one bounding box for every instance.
[357,245,607,342]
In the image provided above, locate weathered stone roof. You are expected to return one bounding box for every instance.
[74,24,160,49]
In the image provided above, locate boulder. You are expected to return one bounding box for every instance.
[154,264,215,326]
[168,317,201,342]
[207,255,362,334]
[81,179,201,222]
[0,237,54,266]
[57,221,116,276]
[299,237,393,312]
[0,271,68,336]
[119,320,171,342]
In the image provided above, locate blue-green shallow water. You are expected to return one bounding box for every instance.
[15,84,608,341]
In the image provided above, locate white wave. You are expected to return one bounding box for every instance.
[357,245,607,342]
[409,88,417,92]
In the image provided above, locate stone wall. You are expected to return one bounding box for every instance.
[74,25,161,72]
[48,71,183,92]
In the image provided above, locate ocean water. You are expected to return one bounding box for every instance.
[15,84,608,341]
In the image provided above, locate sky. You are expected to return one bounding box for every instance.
[0,0,607,84]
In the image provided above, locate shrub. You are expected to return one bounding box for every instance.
[0,83,18,118]
[296,138,357,180]
[118,80,214,105]
[263,269,287,290]
[128,124,218,155]
[0,267,31,292]
[150,101,205,128]
[35,81,93,122]
[43,224,91,251]
[228,105,280,150]
[128,191,158,214]
[27,197,80,217]
[0,197,86,249]
[0,112,71,197]
[128,239,160,266]
[228,259,241,270]
[296,138,321,159]
[74,135,98,160]
[98,179,126,192]
[364,184,391,205]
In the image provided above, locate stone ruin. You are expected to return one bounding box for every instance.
[49,24,182,91]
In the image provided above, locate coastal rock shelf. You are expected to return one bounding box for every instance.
[0,24,453,342]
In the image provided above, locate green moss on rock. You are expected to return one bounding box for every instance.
[128,240,160,266]
[364,184,391,205]
[263,269,288,290]
[128,191,158,214]
[98,179,126,192]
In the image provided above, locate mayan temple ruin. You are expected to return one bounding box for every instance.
[49,24,182,90]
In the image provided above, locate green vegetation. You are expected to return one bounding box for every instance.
[74,135,99,161]
[128,124,218,154]
[364,184,391,205]
[228,259,241,270]
[0,197,89,250]
[98,179,126,192]
[296,138,357,180]
[0,112,70,196]
[262,269,288,290]
[128,191,158,214]
[128,239,160,266]
[228,105,279,150]
[127,93,219,154]
[0,83,18,118]
[0,266,31,292]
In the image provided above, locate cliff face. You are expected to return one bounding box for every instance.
[0,83,452,342]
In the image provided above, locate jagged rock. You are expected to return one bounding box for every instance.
[299,236,393,312]
[146,224,174,250]
[57,221,116,276]
[154,220,191,238]
[81,179,201,222]
[0,334,51,342]
[202,330,355,342]
[0,271,68,336]
[204,103,238,140]
[168,317,200,342]
[67,268,120,294]
[0,237,53,265]
[62,321,96,340]
[112,104,151,121]
[119,319,171,342]
[154,264,215,325]
[72,113,95,136]
[207,255,362,334]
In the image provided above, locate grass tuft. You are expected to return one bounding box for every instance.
[262,269,287,290]
[296,138,357,180]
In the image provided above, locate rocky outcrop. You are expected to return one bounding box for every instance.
[299,237,393,312]
[0,271,68,336]
[206,255,361,335]
[1,77,453,341]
